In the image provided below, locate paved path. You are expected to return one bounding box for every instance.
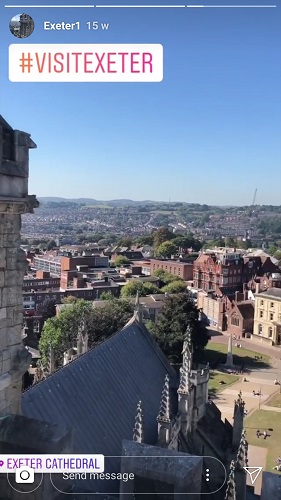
[260,405,281,412]
[213,377,279,422]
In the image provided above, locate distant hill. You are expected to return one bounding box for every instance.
[38,197,158,206]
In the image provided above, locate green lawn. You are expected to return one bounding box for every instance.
[266,393,281,409]
[245,409,281,472]
[199,342,271,369]
[208,371,239,397]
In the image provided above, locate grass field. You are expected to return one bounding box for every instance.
[245,409,281,472]
[266,393,281,408]
[198,342,271,369]
[208,371,239,397]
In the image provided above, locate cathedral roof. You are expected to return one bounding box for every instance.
[22,317,177,494]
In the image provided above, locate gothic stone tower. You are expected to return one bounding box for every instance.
[0,115,39,416]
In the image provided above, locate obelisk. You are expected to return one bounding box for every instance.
[225,334,234,367]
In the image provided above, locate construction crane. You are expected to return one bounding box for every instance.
[252,188,257,206]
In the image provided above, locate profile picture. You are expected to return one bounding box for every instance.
[9,13,35,39]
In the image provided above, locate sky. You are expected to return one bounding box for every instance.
[1,1,281,205]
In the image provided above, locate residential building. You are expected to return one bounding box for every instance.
[197,291,229,330]
[253,288,281,346]
[150,259,194,280]
[32,254,62,275]
[193,250,243,293]
[23,271,60,292]
[242,255,279,283]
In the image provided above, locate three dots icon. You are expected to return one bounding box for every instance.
[206,469,210,482]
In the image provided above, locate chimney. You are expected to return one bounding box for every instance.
[235,291,239,303]
[255,282,260,294]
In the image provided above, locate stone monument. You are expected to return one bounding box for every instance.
[225,334,234,368]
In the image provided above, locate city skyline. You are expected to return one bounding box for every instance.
[1,2,281,205]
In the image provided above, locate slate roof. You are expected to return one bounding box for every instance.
[257,287,281,300]
[22,318,177,495]
[237,302,254,320]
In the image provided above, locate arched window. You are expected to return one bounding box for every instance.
[231,315,240,327]
[268,327,273,338]
[258,324,263,335]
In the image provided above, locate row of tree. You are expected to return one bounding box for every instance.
[39,293,209,368]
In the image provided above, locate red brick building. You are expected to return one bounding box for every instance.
[227,302,254,337]
[193,251,243,293]
[150,259,193,281]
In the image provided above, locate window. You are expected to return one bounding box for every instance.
[231,316,240,327]
[260,300,264,306]
[259,310,263,318]
[33,320,40,334]
[258,324,263,335]
[270,313,274,321]
[268,327,273,338]
[270,302,274,308]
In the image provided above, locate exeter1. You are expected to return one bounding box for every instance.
[44,21,80,30]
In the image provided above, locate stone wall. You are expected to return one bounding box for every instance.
[0,210,31,415]
[0,116,39,416]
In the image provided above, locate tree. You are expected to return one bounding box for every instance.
[135,235,154,246]
[156,241,177,258]
[240,239,252,250]
[46,239,57,250]
[36,297,57,321]
[268,246,278,256]
[153,269,183,285]
[114,255,131,267]
[273,250,281,260]
[152,293,209,363]
[62,296,78,304]
[117,236,133,248]
[39,298,134,368]
[121,281,160,297]
[142,282,161,295]
[225,237,237,247]
[153,227,174,248]
[100,291,114,300]
[161,281,187,294]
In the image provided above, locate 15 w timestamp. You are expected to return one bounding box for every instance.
[87,21,110,31]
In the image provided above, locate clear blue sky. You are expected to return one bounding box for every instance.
[1,1,281,205]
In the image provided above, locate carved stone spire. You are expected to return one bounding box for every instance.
[157,374,171,422]
[236,429,248,469]
[134,291,142,323]
[132,401,144,443]
[233,391,245,447]
[234,391,245,416]
[33,362,45,385]
[46,344,55,375]
[83,332,89,354]
[224,461,237,500]
[77,330,83,356]
[178,326,193,395]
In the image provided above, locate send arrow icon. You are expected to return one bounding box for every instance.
[243,467,263,485]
